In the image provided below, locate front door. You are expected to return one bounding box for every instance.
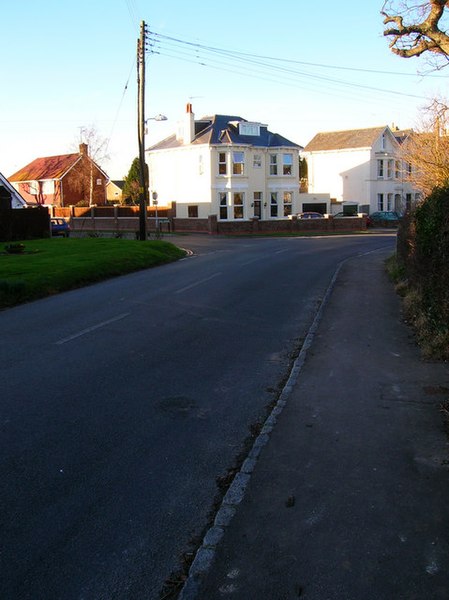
[254,200,262,218]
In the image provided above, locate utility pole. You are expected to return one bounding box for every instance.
[137,21,147,241]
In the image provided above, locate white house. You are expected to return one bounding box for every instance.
[147,104,329,221]
[0,171,27,208]
[303,126,419,214]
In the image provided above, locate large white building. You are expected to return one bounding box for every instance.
[147,104,329,221]
[303,126,419,214]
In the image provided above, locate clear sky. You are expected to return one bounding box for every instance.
[1,1,447,180]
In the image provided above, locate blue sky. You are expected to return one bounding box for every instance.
[1,1,447,179]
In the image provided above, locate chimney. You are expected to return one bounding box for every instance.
[183,103,195,144]
[79,143,88,155]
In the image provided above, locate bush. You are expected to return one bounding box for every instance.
[396,187,449,359]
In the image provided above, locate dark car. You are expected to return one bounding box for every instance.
[51,218,70,237]
[367,211,401,227]
[333,211,358,218]
[297,211,324,219]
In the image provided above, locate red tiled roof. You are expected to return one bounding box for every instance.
[8,153,81,182]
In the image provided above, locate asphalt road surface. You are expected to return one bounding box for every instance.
[0,233,395,599]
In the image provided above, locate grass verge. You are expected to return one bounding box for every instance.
[0,238,186,309]
[386,254,449,360]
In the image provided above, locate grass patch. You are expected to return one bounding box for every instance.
[0,238,186,309]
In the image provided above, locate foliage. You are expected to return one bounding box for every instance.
[396,187,449,358]
[122,157,148,205]
[0,238,186,308]
[399,98,449,195]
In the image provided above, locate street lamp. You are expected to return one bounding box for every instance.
[145,114,167,134]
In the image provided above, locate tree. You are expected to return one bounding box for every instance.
[122,157,148,205]
[72,126,110,206]
[399,98,449,196]
[382,1,449,67]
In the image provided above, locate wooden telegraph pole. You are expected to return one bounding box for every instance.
[137,21,147,241]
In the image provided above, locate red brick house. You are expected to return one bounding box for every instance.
[8,144,109,207]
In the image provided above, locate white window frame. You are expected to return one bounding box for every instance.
[283,154,293,176]
[377,193,384,211]
[218,152,227,175]
[387,160,393,179]
[270,154,278,175]
[253,154,262,168]
[233,192,244,219]
[283,191,293,216]
[219,192,228,219]
[377,159,384,178]
[232,151,244,175]
[270,192,278,217]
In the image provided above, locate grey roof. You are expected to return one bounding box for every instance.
[304,126,389,152]
[148,114,302,151]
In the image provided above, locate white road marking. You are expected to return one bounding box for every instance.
[55,312,130,345]
[175,272,222,294]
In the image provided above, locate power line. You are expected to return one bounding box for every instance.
[147,29,430,102]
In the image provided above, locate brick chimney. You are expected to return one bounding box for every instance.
[79,143,89,155]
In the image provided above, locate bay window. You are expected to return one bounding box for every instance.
[233,192,244,219]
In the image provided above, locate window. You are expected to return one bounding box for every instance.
[283,191,292,216]
[26,181,39,195]
[188,205,198,218]
[395,160,401,179]
[42,181,54,194]
[377,159,384,178]
[253,191,262,218]
[253,154,262,168]
[239,122,260,136]
[406,193,412,211]
[233,192,244,219]
[407,162,412,176]
[381,133,386,150]
[387,160,393,179]
[219,192,228,219]
[377,193,384,211]
[270,192,278,217]
[96,178,102,186]
[218,152,227,175]
[387,193,393,210]
[283,154,293,175]
[270,154,278,175]
[232,151,244,175]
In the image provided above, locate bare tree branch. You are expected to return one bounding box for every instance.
[382,1,449,60]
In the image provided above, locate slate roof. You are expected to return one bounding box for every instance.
[9,153,82,182]
[148,114,302,151]
[304,126,389,152]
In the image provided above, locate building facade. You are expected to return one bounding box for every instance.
[303,126,419,214]
[147,105,329,220]
[8,144,108,207]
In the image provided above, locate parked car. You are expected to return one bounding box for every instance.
[333,211,358,218]
[366,211,401,227]
[51,218,70,237]
[296,212,324,219]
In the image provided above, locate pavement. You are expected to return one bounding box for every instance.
[179,247,449,600]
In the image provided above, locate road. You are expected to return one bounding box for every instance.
[0,233,395,599]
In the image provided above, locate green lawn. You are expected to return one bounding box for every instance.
[0,238,186,309]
